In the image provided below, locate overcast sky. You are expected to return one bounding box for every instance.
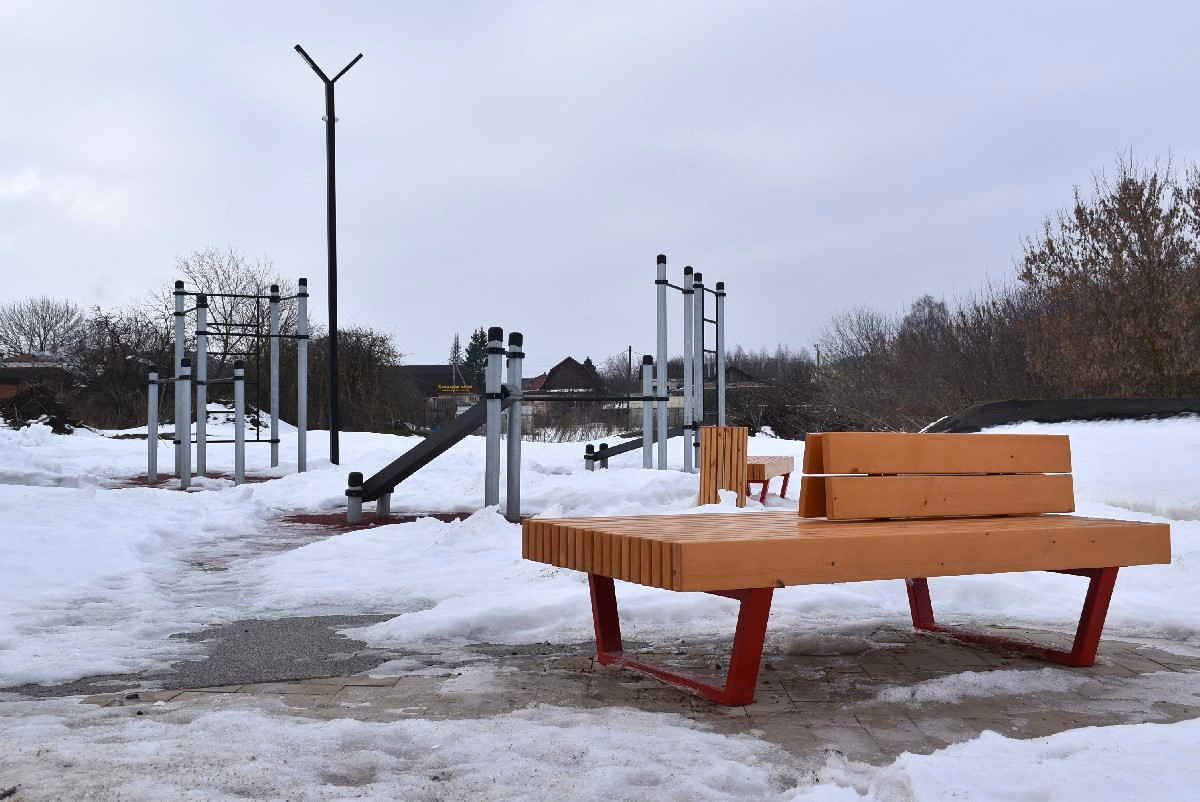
[4,1,1200,374]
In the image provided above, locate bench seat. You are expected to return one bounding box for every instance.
[524,511,1168,592]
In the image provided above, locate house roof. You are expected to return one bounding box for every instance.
[387,364,475,397]
[539,357,598,392]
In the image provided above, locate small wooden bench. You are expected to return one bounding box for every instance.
[523,433,1171,705]
[746,456,794,504]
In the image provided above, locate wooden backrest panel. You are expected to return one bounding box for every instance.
[800,432,1074,520]
[699,426,749,506]
[825,474,1074,519]
[810,432,1071,475]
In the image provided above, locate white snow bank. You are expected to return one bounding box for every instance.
[0,699,799,801]
[817,717,1200,801]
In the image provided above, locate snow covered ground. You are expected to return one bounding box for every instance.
[1,415,1198,799]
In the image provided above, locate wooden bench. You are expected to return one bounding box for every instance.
[522,433,1171,705]
[747,456,794,504]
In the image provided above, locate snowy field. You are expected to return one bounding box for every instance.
[1,415,1198,799]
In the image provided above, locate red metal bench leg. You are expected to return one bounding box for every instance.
[588,574,773,705]
[905,567,1120,667]
[778,472,791,500]
[758,480,770,505]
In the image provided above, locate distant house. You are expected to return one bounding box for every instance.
[389,364,477,400]
[528,357,599,393]
[0,366,70,401]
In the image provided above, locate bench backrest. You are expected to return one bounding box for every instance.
[799,432,1073,520]
[699,426,749,506]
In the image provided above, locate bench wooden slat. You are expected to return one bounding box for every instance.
[521,511,1170,593]
[824,474,1075,520]
[811,432,1072,475]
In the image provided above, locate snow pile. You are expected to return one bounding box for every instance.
[0,699,798,801]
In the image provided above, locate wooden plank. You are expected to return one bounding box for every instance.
[820,432,1071,475]
[672,516,1170,591]
[798,476,826,518]
[801,433,824,474]
[825,474,1075,519]
[523,512,1170,591]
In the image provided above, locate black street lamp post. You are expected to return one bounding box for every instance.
[294,44,362,466]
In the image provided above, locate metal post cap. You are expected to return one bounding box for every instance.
[657,254,667,264]
[642,355,654,365]
[180,358,192,367]
[508,332,523,346]
[234,359,245,370]
[174,280,185,290]
[149,364,159,373]
[348,471,363,486]
[684,266,693,275]
[488,326,503,341]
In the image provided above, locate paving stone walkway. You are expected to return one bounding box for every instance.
[79,625,1200,768]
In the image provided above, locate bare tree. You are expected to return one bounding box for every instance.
[0,295,85,356]
[1020,156,1200,396]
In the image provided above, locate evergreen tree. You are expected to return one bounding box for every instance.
[464,327,488,391]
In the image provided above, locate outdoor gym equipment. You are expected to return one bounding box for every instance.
[586,255,728,473]
[147,278,309,488]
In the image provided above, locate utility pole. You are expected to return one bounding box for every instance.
[295,44,362,465]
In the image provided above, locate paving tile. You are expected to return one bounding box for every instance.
[805,724,889,764]
[80,695,119,707]
[787,702,860,727]
[172,690,237,703]
[1108,655,1178,674]
[118,690,182,704]
[340,675,401,687]
[238,681,324,695]
[193,684,244,692]
[277,693,338,709]
[855,711,937,755]
[745,690,795,716]
[894,652,952,673]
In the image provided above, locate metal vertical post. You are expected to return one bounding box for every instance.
[640,355,654,468]
[178,358,192,490]
[682,267,695,473]
[195,295,208,476]
[269,284,281,468]
[297,278,309,472]
[377,491,391,518]
[485,326,504,507]
[506,331,524,521]
[693,272,706,460]
[295,45,363,467]
[585,443,596,471]
[346,471,363,524]
[173,280,185,477]
[233,360,246,485]
[716,281,726,426]
[599,443,610,470]
[147,365,159,483]
[655,255,668,469]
